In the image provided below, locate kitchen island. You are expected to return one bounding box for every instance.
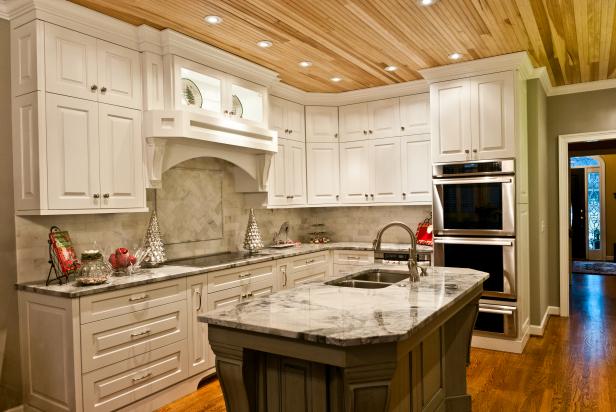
[200,265,488,412]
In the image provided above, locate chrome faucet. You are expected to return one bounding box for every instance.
[373,221,425,282]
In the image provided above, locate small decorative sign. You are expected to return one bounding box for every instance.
[47,226,80,285]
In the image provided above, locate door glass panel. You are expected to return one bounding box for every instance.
[587,171,601,251]
[230,84,263,123]
[180,68,222,113]
[442,183,502,230]
[443,244,504,293]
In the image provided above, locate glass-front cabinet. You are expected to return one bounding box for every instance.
[174,56,268,128]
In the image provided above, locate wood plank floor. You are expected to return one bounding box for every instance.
[160,273,616,411]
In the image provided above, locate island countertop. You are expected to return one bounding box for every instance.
[199,265,488,347]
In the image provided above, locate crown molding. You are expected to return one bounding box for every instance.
[0,0,9,20]
[269,78,429,106]
[419,52,534,83]
[549,78,616,97]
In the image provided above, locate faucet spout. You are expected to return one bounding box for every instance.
[373,221,423,282]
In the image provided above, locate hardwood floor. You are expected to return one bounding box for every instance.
[160,273,616,411]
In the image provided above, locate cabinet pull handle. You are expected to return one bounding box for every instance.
[103,193,110,199]
[369,130,373,134]
[401,126,405,131]
[286,195,293,199]
[365,194,368,199]
[347,256,360,260]
[129,294,149,302]
[285,129,289,133]
[100,86,107,93]
[464,149,470,154]
[306,259,315,264]
[130,329,151,338]
[247,291,253,297]
[224,110,229,115]
[239,273,252,278]
[363,130,367,135]
[195,289,202,311]
[371,194,374,199]
[289,129,293,134]
[90,85,98,91]
[334,133,338,138]
[473,149,478,153]
[282,266,287,287]
[336,194,340,200]
[132,372,152,383]
[93,193,100,199]
[229,110,235,116]
[402,192,407,197]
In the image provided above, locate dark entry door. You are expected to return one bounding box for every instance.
[570,168,586,260]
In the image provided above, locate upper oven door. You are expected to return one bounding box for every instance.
[433,237,516,299]
[432,175,515,236]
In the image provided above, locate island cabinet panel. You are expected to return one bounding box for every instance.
[187,274,213,376]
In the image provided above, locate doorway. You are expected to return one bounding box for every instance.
[559,131,616,317]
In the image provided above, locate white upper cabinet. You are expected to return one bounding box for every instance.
[431,71,515,163]
[269,96,304,141]
[96,40,142,109]
[368,98,400,139]
[228,77,267,127]
[306,106,338,143]
[306,142,339,204]
[339,140,371,203]
[339,103,368,142]
[400,93,430,135]
[45,23,98,102]
[46,94,100,209]
[371,137,402,202]
[470,71,515,160]
[401,135,432,204]
[430,78,471,163]
[268,138,306,207]
[11,20,44,97]
[98,105,144,209]
[45,24,142,109]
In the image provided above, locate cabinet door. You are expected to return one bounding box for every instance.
[99,104,145,209]
[229,77,267,127]
[339,103,368,142]
[470,71,515,160]
[306,142,339,204]
[268,140,288,206]
[187,275,210,375]
[285,140,307,205]
[97,40,142,109]
[371,137,402,202]
[46,93,100,209]
[430,78,471,163]
[285,100,306,142]
[400,94,429,135]
[306,106,338,143]
[177,60,226,116]
[401,135,432,204]
[368,98,400,139]
[339,141,371,203]
[269,96,286,138]
[45,23,98,101]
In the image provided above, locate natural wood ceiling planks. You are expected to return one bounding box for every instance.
[69,0,616,92]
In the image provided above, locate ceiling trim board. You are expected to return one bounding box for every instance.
[0,1,9,20]
[548,78,616,97]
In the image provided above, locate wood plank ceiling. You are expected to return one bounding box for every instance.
[69,0,616,92]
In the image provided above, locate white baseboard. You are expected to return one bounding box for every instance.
[529,306,560,336]
[472,319,530,354]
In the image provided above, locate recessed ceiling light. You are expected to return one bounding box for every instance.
[384,65,398,72]
[419,0,438,5]
[299,61,313,68]
[204,15,222,25]
[330,76,342,83]
[448,52,463,60]
[257,40,273,48]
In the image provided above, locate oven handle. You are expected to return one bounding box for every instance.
[478,307,515,316]
[433,176,513,185]
[434,238,513,246]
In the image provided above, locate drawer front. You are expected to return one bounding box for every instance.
[332,264,360,279]
[289,251,329,272]
[289,269,327,288]
[82,340,188,412]
[80,279,187,324]
[208,262,275,294]
[81,301,187,372]
[333,250,374,266]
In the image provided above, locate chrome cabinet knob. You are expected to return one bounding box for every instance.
[103,193,110,199]
[100,86,107,93]
[93,193,100,199]
[90,85,98,91]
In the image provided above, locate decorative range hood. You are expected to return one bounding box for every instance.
[143,109,277,191]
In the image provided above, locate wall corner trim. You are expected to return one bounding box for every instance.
[529,306,560,336]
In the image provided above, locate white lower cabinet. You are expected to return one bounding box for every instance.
[187,275,212,376]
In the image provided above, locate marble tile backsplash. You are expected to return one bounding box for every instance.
[15,157,429,283]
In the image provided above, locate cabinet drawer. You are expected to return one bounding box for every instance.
[81,301,187,372]
[332,264,361,279]
[333,250,374,266]
[289,251,329,272]
[80,279,187,324]
[82,340,188,412]
[208,262,275,294]
[289,270,326,288]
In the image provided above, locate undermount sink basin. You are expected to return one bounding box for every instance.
[326,269,409,289]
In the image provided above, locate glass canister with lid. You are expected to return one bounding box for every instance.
[76,250,112,286]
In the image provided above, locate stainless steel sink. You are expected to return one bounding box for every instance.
[326,269,408,289]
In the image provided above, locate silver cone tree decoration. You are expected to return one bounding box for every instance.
[141,211,167,267]
[243,208,264,253]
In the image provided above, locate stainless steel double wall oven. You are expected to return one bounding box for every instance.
[433,159,518,337]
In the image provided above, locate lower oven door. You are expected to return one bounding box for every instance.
[433,237,516,299]
[474,302,517,338]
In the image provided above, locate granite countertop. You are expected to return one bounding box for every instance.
[15,242,434,298]
[199,264,488,347]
